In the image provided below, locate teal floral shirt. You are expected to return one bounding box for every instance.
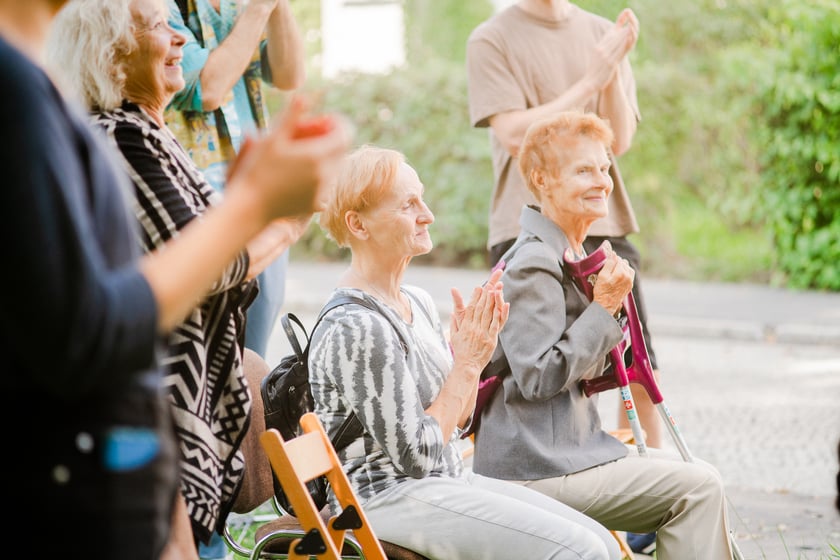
[165,0,269,190]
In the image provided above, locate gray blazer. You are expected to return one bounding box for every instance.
[472,206,629,480]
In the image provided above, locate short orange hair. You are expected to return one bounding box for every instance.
[319,145,405,248]
[518,111,614,199]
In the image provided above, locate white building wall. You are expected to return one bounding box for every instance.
[321,0,406,78]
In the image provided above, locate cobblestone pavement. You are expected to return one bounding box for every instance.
[598,336,840,559]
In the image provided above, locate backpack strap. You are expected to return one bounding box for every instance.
[279,313,306,358]
[403,288,435,327]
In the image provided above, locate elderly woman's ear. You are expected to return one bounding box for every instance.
[345,210,369,240]
[530,169,548,196]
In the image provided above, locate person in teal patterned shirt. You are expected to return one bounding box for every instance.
[166,0,305,368]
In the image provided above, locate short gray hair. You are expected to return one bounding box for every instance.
[47,0,136,111]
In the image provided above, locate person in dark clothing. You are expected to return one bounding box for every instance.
[0,1,350,558]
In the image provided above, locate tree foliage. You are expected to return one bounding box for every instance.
[752,0,840,290]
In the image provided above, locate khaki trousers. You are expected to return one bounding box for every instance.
[517,446,733,560]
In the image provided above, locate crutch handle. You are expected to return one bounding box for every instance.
[564,243,664,404]
[580,370,619,398]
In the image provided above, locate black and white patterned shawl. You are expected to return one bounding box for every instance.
[91,102,255,541]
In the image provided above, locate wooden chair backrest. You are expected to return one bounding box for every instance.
[259,412,387,560]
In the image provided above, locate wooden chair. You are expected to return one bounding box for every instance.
[221,352,426,560]
[221,349,372,559]
[258,412,428,560]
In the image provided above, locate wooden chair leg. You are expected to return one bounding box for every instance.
[612,530,636,559]
[608,430,643,559]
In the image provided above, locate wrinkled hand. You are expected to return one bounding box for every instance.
[592,241,635,316]
[449,267,509,375]
[226,95,353,222]
[587,8,639,92]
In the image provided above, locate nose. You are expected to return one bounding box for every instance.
[169,24,187,47]
[419,201,434,224]
[595,168,613,191]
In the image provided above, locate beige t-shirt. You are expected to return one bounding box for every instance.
[467,3,641,248]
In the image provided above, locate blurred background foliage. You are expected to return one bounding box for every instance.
[272,0,840,290]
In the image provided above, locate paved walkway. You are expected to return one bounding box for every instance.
[281,260,840,345]
[272,258,840,559]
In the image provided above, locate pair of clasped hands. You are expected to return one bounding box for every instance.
[590,8,639,91]
[449,267,510,378]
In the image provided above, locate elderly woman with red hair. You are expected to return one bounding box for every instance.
[472,110,738,560]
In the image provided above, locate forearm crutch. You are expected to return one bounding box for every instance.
[564,243,745,559]
[563,243,693,462]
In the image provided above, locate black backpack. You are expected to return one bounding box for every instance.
[260,294,413,516]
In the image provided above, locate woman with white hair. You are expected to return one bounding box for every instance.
[46,0,350,556]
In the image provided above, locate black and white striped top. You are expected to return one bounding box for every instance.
[91,102,255,541]
[309,286,464,507]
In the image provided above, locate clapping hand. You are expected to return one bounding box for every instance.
[226,95,353,222]
[449,267,510,374]
[588,8,639,92]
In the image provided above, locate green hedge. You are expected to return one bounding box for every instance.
[753,0,840,290]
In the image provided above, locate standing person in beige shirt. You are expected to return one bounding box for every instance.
[467,2,659,552]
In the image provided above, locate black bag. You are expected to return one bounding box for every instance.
[461,353,509,439]
[261,294,411,516]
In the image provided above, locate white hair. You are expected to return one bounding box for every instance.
[46,0,136,111]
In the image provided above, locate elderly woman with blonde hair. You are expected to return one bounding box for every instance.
[307,144,621,559]
[47,0,350,556]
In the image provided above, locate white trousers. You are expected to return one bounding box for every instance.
[364,469,621,560]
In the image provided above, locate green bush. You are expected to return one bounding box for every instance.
[753,0,840,290]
